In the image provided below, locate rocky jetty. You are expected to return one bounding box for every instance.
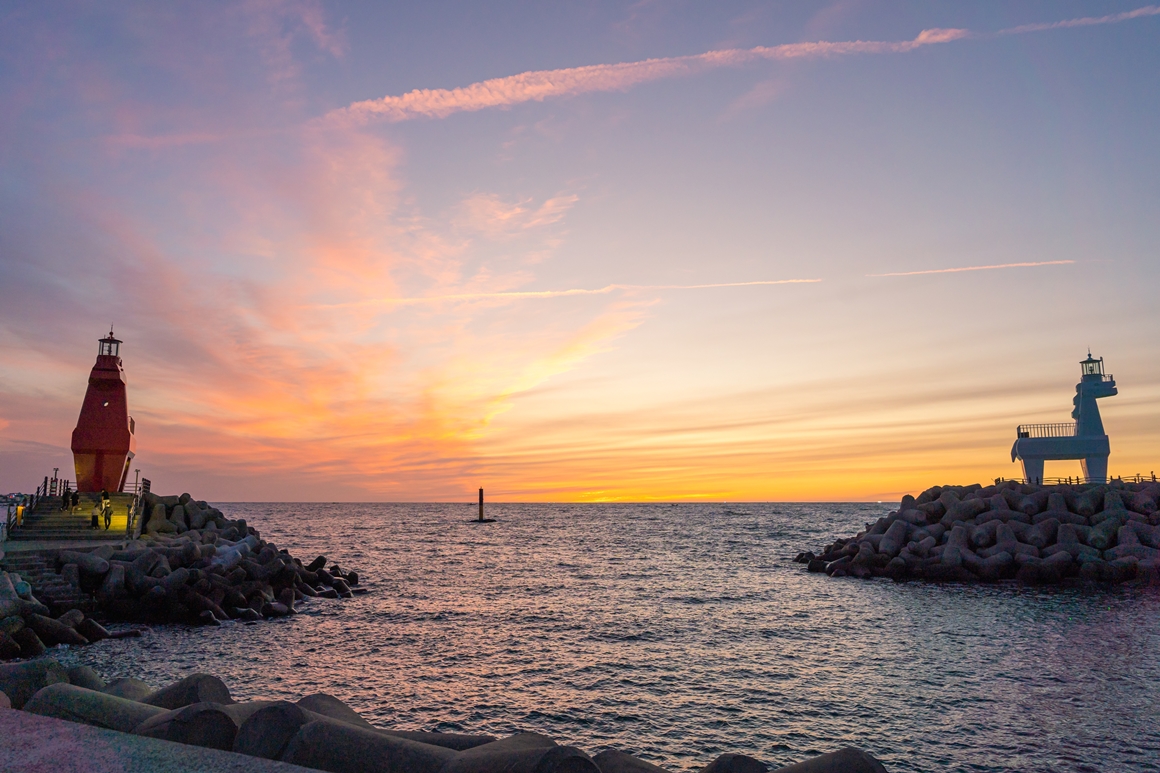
[0,491,363,660]
[798,480,1160,584]
[0,659,889,773]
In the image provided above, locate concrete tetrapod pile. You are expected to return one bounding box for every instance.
[0,491,364,661]
[797,480,1160,584]
[0,660,889,773]
[0,573,137,661]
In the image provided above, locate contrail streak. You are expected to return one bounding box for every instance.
[329,30,966,123]
[322,279,821,308]
[997,5,1160,35]
[329,6,1160,124]
[867,260,1075,278]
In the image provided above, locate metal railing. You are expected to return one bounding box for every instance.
[5,498,30,538]
[1113,473,1159,485]
[998,476,1100,486]
[998,473,1158,486]
[6,471,149,539]
[3,503,14,542]
[1016,422,1077,439]
[33,474,142,499]
[127,478,150,539]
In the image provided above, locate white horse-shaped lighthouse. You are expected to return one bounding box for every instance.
[1011,353,1117,484]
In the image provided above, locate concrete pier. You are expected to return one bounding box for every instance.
[0,706,318,772]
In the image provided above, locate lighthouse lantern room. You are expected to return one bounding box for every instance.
[71,328,136,492]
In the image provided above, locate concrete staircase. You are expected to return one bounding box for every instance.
[2,492,135,614]
[0,550,96,614]
[10,493,134,540]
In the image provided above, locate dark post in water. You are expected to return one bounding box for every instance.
[478,487,484,522]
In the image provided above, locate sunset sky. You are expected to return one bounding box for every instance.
[2,2,1159,502]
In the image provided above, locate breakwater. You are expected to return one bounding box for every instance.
[798,481,1160,584]
[0,658,886,773]
[0,491,363,661]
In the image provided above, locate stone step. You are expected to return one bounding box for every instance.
[9,530,129,540]
[25,507,126,513]
[2,545,114,613]
[1,557,47,567]
[43,592,88,602]
[20,521,109,529]
[25,495,135,517]
[18,526,124,534]
[9,533,114,538]
[2,569,50,579]
[0,563,94,613]
[23,511,124,516]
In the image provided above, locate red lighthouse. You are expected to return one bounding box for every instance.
[71,329,136,492]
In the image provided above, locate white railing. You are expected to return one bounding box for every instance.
[1016,422,1077,439]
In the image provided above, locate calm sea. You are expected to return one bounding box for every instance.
[65,503,1160,773]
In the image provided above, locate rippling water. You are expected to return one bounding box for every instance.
[64,503,1160,773]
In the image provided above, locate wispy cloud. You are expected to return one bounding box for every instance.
[319,279,822,309]
[868,260,1075,278]
[330,5,1160,124]
[998,5,1160,35]
[329,29,968,123]
[241,0,347,86]
[455,193,579,236]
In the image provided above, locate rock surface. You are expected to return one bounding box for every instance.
[0,706,320,772]
[768,747,888,773]
[0,490,366,663]
[799,481,1160,585]
[0,659,69,709]
[4,658,893,773]
[25,682,167,732]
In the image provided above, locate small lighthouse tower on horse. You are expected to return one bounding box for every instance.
[1011,353,1117,484]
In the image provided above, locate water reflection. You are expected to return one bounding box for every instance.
[65,503,1160,773]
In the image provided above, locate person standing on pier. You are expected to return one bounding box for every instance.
[100,488,112,529]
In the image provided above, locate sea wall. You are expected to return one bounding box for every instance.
[798,480,1160,584]
[0,491,363,661]
[0,659,889,773]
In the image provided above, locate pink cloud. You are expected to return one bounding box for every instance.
[329,28,969,124]
[720,78,788,121]
[240,0,346,86]
[330,5,1160,125]
[318,279,822,309]
[998,5,1160,35]
[1,119,669,499]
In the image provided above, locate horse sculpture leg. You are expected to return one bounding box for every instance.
[1020,458,1045,485]
[1082,455,1108,484]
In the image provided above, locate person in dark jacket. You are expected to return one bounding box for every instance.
[70,490,79,514]
[100,489,112,530]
